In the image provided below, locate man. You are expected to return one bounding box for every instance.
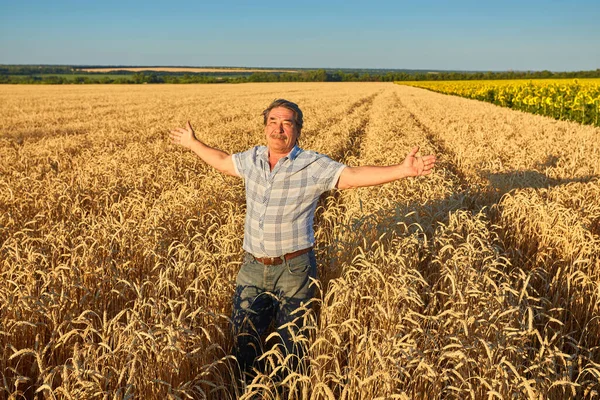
[170,98,436,378]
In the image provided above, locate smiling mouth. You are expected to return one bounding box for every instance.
[270,134,287,140]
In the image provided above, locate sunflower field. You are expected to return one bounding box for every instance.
[396,79,600,127]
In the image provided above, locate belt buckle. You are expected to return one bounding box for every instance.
[272,255,284,265]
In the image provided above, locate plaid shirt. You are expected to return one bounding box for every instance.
[232,145,346,257]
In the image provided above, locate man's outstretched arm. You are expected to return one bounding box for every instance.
[170,121,238,176]
[337,146,436,190]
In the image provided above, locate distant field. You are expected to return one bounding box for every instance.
[78,67,299,73]
[30,73,127,79]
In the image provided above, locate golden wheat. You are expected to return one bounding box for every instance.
[1,83,599,399]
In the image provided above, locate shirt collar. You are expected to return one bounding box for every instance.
[288,145,302,161]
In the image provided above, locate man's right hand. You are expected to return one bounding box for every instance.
[170,121,198,149]
[169,121,239,177]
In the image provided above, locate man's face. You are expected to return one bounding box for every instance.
[265,107,299,154]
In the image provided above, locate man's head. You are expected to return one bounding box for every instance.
[262,99,303,132]
[262,99,303,154]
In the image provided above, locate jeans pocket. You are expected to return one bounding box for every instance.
[236,253,261,286]
[286,252,315,276]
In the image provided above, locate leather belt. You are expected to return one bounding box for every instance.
[251,247,313,266]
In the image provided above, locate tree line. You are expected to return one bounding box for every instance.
[1,65,599,84]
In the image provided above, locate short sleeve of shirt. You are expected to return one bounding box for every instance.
[232,147,256,179]
[312,155,347,192]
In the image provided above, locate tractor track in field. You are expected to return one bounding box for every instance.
[334,91,380,164]
[314,91,380,275]
[393,92,471,191]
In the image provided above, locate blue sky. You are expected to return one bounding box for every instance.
[1,0,598,71]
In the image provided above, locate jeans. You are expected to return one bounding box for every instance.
[231,249,317,376]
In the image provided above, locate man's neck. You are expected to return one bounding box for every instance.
[267,146,295,171]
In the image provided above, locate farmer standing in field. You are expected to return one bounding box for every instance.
[170,99,436,379]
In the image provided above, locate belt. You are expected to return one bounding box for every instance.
[250,247,313,266]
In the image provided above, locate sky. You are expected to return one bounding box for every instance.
[1,0,599,71]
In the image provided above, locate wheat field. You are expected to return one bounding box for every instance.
[1,82,599,399]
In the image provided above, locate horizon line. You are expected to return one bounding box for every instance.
[2,63,599,73]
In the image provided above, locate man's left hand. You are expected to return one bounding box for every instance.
[401,146,437,177]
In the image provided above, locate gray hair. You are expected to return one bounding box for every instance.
[262,99,304,131]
